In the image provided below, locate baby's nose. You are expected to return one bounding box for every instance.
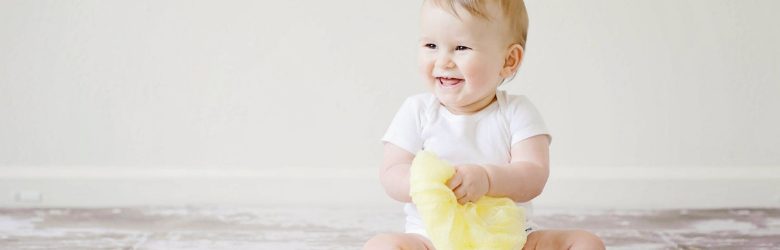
[435,54,455,69]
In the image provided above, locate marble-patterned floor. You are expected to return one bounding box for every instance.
[0,205,778,249]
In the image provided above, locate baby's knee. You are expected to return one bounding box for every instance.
[363,233,430,250]
[568,230,605,250]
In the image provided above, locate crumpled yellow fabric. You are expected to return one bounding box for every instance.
[410,151,526,250]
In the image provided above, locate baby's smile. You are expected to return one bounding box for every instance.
[436,77,464,89]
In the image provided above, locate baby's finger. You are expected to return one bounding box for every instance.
[462,192,480,205]
[457,193,471,205]
[446,172,462,190]
[452,185,467,201]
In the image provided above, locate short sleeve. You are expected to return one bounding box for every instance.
[381,97,425,154]
[507,95,552,146]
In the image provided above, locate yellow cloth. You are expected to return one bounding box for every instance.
[410,151,526,250]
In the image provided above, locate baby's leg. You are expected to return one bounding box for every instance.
[523,229,605,250]
[363,233,434,250]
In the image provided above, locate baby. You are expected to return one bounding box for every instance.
[364,0,605,249]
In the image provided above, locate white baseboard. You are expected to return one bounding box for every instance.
[1,166,779,209]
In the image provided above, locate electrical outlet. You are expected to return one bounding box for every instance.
[15,191,42,203]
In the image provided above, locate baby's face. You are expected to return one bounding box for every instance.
[418,1,512,114]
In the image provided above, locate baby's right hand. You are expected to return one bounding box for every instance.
[447,165,490,205]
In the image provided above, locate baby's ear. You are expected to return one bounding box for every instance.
[501,44,524,78]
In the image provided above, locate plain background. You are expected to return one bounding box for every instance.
[1,0,779,208]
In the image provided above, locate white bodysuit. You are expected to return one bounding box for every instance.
[382,90,552,236]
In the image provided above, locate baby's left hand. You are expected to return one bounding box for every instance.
[447,164,490,205]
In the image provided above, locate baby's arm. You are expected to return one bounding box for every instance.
[379,142,415,202]
[381,134,549,204]
[448,134,550,204]
[484,134,550,202]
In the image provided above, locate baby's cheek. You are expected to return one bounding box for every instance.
[417,54,433,72]
[469,67,488,88]
[469,67,501,88]
[418,64,434,83]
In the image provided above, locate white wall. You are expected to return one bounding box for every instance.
[524,0,780,167]
[0,1,420,168]
[1,1,779,208]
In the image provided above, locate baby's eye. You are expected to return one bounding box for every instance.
[424,43,437,49]
[455,45,471,51]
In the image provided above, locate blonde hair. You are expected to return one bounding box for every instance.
[428,0,529,49]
